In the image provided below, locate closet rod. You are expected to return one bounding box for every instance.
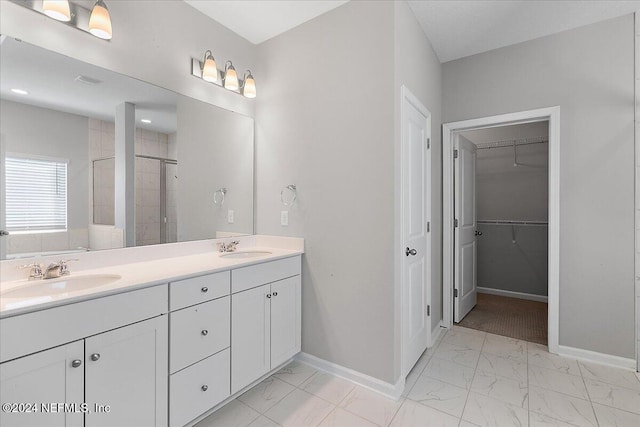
[476,136,548,150]
[477,220,548,226]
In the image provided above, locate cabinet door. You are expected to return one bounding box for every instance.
[0,340,84,427]
[85,316,168,427]
[231,284,270,394]
[270,276,301,368]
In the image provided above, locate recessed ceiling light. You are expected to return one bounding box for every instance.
[140,119,152,124]
[11,88,28,95]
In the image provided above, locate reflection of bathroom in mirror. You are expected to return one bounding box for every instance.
[0,36,254,260]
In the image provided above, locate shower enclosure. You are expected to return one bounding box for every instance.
[92,155,178,246]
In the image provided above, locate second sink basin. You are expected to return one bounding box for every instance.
[1,274,122,298]
[219,250,272,259]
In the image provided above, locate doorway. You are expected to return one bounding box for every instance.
[442,107,560,353]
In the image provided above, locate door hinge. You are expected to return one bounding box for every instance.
[454,218,459,227]
[426,138,431,149]
[454,289,458,298]
[427,221,430,232]
[453,149,459,159]
[427,305,431,316]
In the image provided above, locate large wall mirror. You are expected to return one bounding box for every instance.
[0,36,254,260]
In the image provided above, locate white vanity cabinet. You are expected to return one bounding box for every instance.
[231,258,301,394]
[0,284,169,427]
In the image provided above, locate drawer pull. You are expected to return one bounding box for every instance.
[71,359,82,368]
[201,329,209,336]
[201,287,208,293]
[201,385,208,392]
[90,353,100,362]
[272,292,278,297]
[266,294,271,299]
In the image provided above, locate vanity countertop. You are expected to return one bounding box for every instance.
[0,246,302,318]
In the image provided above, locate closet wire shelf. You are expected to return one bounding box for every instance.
[475,136,548,150]
[477,220,548,227]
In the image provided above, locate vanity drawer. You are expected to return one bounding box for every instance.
[170,348,230,427]
[231,256,301,294]
[170,296,230,374]
[170,271,230,311]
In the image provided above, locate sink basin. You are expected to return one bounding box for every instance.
[219,250,272,259]
[1,274,122,298]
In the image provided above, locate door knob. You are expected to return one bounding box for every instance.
[475,231,483,236]
[90,353,100,362]
[201,385,208,392]
[201,329,209,336]
[71,359,82,368]
[272,292,278,297]
[201,287,208,293]
[406,247,417,256]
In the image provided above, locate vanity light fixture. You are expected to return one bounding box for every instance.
[191,53,257,98]
[201,51,218,83]
[241,70,256,99]
[42,0,71,22]
[11,88,29,95]
[223,61,239,91]
[89,0,113,40]
[8,0,113,41]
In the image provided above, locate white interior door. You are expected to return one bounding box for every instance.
[401,87,431,376]
[454,135,477,322]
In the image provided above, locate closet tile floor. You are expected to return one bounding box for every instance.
[195,326,640,427]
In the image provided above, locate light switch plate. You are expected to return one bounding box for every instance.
[280,211,289,226]
[228,210,234,223]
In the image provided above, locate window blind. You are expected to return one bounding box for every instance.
[5,156,68,232]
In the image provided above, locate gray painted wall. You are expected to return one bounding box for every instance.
[256,1,397,383]
[0,100,89,230]
[393,0,443,380]
[444,15,635,358]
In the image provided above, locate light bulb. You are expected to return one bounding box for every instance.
[42,0,71,22]
[89,0,112,40]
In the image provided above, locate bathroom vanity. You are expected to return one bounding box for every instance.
[0,240,302,427]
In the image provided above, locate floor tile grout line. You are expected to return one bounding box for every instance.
[577,362,602,426]
[457,328,487,425]
[526,341,530,427]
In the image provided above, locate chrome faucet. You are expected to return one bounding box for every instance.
[217,240,239,253]
[43,259,78,279]
[19,262,44,280]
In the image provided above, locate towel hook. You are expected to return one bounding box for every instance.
[281,184,297,206]
[213,188,227,205]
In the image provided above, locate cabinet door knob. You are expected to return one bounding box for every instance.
[71,359,82,368]
[201,385,208,392]
[201,287,208,293]
[90,353,100,362]
[201,329,209,336]
[266,294,271,299]
[272,292,278,297]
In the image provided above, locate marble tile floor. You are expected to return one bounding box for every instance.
[195,326,640,427]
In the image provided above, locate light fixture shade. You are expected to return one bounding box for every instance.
[89,0,112,40]
[42,0,71,22]
[242,71,256,98]
[224,62,239,91]
[202,51,218,83]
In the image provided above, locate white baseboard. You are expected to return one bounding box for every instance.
[557,345,637,371]
[431,321,444,346]
[477,287,548,303]
[296,352,404,400]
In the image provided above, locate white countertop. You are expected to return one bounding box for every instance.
[0,246,302,318]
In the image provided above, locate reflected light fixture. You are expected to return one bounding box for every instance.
[223,61,239,91]
[241,70,256,99]
[11,88,29,95]
[42,0,71,22]
[140,119,152,124]
[89,0,113,40]
[201,50,218,83]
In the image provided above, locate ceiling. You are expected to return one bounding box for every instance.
[185,1,640,61]
[184,0,349,44]
[408,0,640,63]
[0,37,177,134]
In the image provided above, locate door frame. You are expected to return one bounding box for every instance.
[442,106,560,354]
[399,85,433,377]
